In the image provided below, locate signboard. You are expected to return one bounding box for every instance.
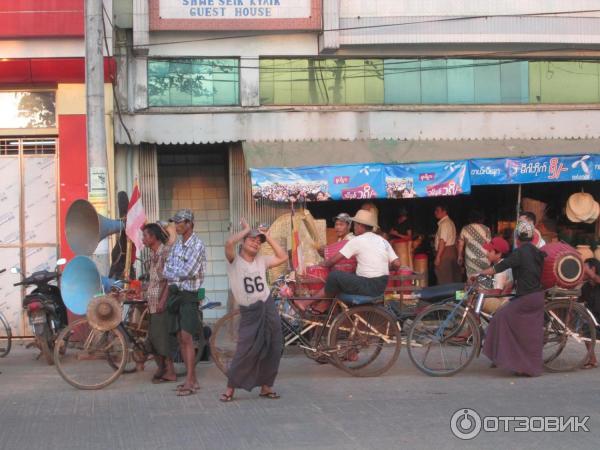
[469,154,600,185]
[384,161,470,199]
[151,0,321,30]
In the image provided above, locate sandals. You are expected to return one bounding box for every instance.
[583,362,598,369]
[152,377,176,384]
[177,388,196,397]
[219,393,234,402]
[259,391,281,399]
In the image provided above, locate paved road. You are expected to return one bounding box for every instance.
[0,344,598,450]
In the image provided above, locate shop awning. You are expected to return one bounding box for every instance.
[245,140,600,202]
[242,139,600,169]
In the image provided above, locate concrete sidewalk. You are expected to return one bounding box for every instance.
[0,344,598,450]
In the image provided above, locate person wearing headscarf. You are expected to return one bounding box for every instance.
[475,221,546,377]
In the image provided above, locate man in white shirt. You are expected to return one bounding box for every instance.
[315,210,401,300]
[434,205,461,284]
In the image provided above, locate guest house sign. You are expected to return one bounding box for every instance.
[151,0,321,30]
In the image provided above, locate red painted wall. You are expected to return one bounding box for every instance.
[0,0,84,38]
[57,114,88,260]
[0,58,116,85]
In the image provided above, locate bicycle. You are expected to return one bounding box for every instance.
[406,276,597,376]
[53,288,220,390]
[210,274,402,378]
[0,268,13,357]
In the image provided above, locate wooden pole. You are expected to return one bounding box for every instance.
[124,239,133,282]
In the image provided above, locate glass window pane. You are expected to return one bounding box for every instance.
[447,59,475,104]
[421,60,448,104]
[148,58,239,106]
[500,61,529,104]
[259,59,275,105]
[24,157,57,244]
[290,59,310,104]
[364,59,384,104]
[474,60,501,104]
[534,61,600,103]
[345,59,366,104]
[384,59,421,104]
[0,158,20,244]
[0,91,56,129]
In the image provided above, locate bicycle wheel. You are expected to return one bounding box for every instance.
[407,304,480,377]
[210,310,240,376]
[328,305,401,377]
[54,319,128,390]
[0,312,12,357]
[543,300,596,372]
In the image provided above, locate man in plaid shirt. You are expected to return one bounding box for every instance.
[163,209,207,396]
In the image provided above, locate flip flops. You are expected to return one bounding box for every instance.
[259,392,281,399]
[219,393,234,403]
[177,388,196,397]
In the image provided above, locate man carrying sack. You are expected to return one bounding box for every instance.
[163,209,207,397]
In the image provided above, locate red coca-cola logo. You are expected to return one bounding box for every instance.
[426,180,462,197]
[341,184,377,199]
[334,176,350,185]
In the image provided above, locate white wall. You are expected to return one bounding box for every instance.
[340,0,600,17]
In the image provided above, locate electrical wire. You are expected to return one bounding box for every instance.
[123,8,600,49]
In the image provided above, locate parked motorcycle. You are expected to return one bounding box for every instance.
[12,259,68,365]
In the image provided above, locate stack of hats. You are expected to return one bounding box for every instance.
[566,192,599,224]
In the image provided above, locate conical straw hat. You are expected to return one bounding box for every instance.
[567,193,595,221]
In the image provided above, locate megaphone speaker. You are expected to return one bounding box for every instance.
[66,199,123,256]
[61,255,104,315]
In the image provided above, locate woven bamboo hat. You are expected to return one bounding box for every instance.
[567,193,596,222]
[584,201,600,223]
[351,209,378,228]
[87,295,122,331]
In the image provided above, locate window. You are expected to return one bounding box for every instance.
[148,59,240,107]
[0,91,56,128]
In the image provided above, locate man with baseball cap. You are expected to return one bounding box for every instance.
[315,209,401,301]
[475,221,546,377]
[480,237,514,314]
[163,208,206,396]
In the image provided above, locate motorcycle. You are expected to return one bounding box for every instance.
[12,258,68,365]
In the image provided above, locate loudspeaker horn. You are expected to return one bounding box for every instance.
[61,256,104,315]
[66,199,123,256]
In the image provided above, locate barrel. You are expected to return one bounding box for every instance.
[540,242,584,289]
[304,265,330,293]
[413,253,428,287]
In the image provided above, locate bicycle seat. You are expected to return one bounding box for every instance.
[417,283,464,303]
[338,293,383,305]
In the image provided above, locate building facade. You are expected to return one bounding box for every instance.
[0,0,115,336]
[113,0,600,316]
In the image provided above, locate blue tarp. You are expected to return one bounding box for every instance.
[250,154,599,202]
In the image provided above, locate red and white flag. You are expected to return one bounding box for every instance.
[125,181,146,253]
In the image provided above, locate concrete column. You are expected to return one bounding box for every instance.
[319,0,341,53]
[240,57,260,107]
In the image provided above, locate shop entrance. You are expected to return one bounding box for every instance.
[0,137,58,336]
[156,144,230,318]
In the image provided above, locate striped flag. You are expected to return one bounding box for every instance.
[125,181,146,253]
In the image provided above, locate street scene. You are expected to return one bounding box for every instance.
[1,1,600,449]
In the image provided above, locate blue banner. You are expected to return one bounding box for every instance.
[251,163,385,202]
[469,154,600,186]
[384,161,470,199]
[251,161,470,202]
